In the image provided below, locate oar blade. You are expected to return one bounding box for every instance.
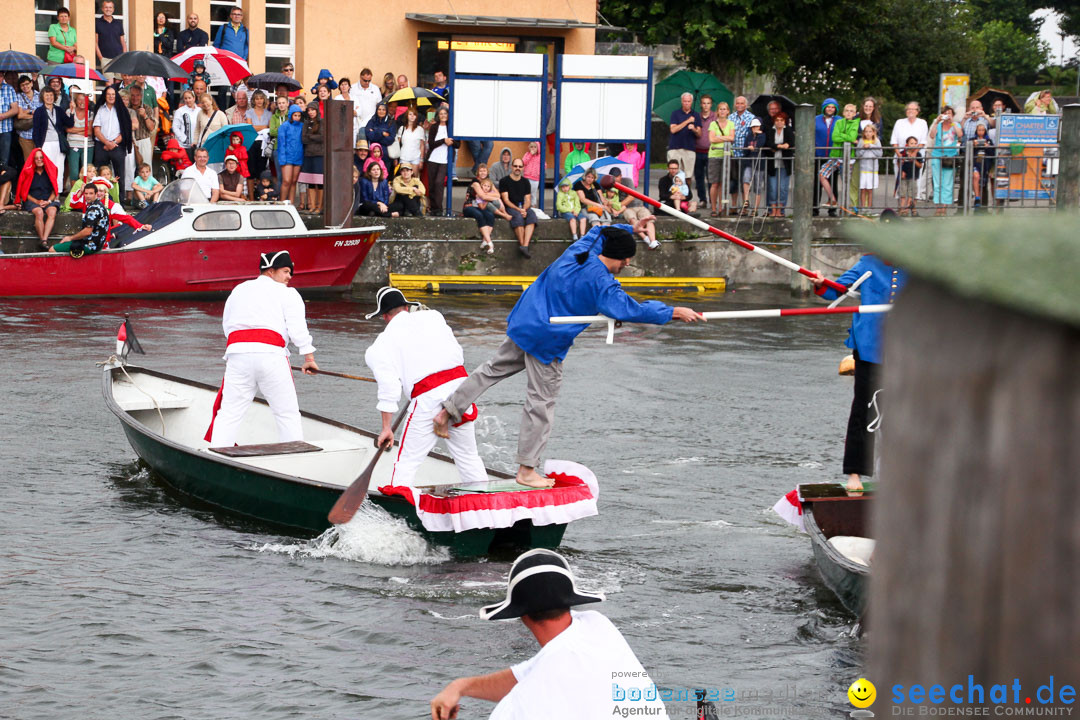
[327,472,374,525]
[326,404,410,525]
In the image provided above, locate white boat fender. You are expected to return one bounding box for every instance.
[827,536,875,567]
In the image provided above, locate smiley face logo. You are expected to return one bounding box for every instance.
[848,678,876,708]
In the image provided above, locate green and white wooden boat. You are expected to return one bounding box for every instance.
[798,483,873,617]
[103,364,599,556]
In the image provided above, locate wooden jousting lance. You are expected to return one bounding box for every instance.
[550,305,893,344]
[290,366,377,383]
[598,177,849,294]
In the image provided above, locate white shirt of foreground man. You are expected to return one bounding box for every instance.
[430,550,669,720]
[206,251,318,447]
[363,287,487,487]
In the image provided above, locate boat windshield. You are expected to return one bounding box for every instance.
[158,178,209,205]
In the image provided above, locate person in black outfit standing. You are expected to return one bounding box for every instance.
[176,13,209,54]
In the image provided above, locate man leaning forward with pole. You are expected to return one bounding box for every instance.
[433,222,703,488]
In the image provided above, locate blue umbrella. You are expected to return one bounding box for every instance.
[0,50,47,73]
[44,62,107,82]
[563,156,633,187]
[201,123,257,164]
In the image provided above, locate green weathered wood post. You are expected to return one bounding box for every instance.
[1056,103,1080,211]
[791,104,814,296]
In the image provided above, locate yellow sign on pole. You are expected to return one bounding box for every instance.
[939,74,970,113]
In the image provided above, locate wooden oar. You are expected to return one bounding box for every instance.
[291,366,377,383]
[327,405,410,525]
[599,177,849,294]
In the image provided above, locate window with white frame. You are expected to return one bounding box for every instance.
[209,0,241,47]
[34,0,66,61]
[264,0,296,73]
[153,0,182,38]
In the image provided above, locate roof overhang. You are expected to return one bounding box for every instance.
[405,13,624,31]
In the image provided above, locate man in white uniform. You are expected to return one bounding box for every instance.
[430,549,669,720]
[205,250,318,446]
[363,287,487,487]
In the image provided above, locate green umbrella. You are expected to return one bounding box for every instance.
[652,70,734,119]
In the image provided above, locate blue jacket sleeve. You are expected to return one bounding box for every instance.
[212,24,223,49]
[593,273,674,325]
[242,26,248,60]
[816,256,870,301]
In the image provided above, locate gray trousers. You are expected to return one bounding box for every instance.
[442,336,562,468]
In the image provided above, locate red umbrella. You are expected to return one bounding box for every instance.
[171,46,251,86]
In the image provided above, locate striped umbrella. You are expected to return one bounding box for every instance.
[171,46,251,87]
[44,63,106,82]
[562,156,634,187]
[0,49,47,73]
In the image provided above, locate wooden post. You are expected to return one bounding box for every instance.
[323,98,353,228]
[868,278,1080,701]
[791,103,814,296]
[1056,103,1080,212]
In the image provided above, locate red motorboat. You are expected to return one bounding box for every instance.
[1,181,382,298]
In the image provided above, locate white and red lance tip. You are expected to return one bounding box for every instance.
[605,179,848,294]
[550,305,893,344]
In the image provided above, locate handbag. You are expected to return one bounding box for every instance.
[14,116,32,132]
[386,127,402,160]
[939,156,957,169]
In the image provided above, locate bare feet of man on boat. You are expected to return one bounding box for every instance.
[517,466,555,488]
[846,473,864,492]
[433,408,451,438]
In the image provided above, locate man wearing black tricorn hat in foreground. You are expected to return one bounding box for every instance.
[433,223,703,489]
[205,250,319,446]
[430,549,669,720]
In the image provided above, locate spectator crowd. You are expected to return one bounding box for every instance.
[0,5,1064,256]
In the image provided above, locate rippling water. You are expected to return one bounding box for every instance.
[0,287,865,719]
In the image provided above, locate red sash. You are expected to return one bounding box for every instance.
[204,329,288,443]
[409,366,476,427]
[410,365,467,398]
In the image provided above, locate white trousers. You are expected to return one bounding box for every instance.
[41,140,64,191]
[391,384,487,487]
[210,353,302,447]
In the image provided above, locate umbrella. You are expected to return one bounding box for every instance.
[245,72,301,92]
[104,51,187,81]
[970,87,1021,114]
[45,63,106,82]
[387,87,442,105]
[201,123,257,164]
[171,47,251,87]
[750,94,797,122]
[562,156,634,187]
[0,49,47,73]
[652,70,733,120]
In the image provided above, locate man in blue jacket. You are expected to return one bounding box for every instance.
[814,98,839,216]
[433,223,703,488]
[213,6,248,108]
[811,256,906,490]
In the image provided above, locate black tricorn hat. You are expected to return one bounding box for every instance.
[260,250,294,272]
[365,285,419,320]
[479,549,604,621]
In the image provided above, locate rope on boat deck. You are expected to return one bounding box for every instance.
[97,356,166,435]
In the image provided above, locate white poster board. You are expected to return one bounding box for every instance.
[450,52,545,139]
[557,55,651,142]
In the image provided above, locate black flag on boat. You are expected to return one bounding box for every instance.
[116,316,145,359]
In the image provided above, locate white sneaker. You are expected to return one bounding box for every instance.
[646,239,660,250]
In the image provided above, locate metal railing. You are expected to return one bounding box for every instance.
[696,140,1060,218]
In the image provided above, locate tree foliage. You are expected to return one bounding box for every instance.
[977,20,1051,85]
[601,0,1055,112]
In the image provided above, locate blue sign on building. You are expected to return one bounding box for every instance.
[997,114,1060,144]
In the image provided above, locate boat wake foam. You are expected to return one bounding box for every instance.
[253,502,449,566]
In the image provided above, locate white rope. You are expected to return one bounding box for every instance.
[98,356,166,435]
[866,389,884,434]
